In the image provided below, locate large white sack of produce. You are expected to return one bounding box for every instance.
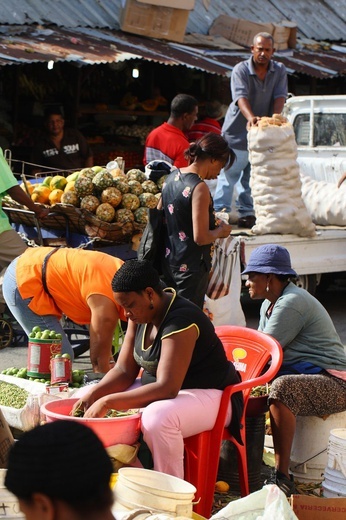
[300,174,346,226]
[248,115,316,237]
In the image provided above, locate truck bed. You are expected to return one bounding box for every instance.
[231,225,346,276]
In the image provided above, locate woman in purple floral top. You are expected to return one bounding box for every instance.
[159,133,235,308]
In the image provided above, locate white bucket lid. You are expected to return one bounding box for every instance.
[117,467,196,497]
[330,428,346,441]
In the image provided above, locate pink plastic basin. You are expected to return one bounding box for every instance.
[41,398,141,447]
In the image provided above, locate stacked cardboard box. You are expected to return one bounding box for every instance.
[120,0,195,43]
[290,494,346,520]
[209,15,297,50]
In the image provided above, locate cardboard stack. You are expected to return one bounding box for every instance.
[120,0,195,43]
[290,494,346,520]
[209,15,297,50]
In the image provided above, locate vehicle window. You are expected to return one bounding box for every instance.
[293,114,310,145]
[293,113,346,146]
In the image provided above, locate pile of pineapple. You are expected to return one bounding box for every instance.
[22,166,167,225]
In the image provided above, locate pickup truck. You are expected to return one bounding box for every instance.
[238,94,346,294]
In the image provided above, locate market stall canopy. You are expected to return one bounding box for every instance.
[0,24,345,80]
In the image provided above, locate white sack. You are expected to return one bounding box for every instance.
[248,116,316,237]
[300,174,346,226]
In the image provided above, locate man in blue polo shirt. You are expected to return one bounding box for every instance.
[214,32,288,228]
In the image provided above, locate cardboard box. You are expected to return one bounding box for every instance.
[209,15,297,50]
[0,408,14,469]
[120,0,195,43]
[290,494,346,520]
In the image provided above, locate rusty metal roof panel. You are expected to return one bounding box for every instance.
[0,0,119,28]
[0,23,344,80]
[1,1,346,42]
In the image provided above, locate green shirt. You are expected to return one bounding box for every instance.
[258,282,346,371]
[0,148,17,233]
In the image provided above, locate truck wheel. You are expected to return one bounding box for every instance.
[296,275,317,295]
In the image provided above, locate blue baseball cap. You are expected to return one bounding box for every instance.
[242,244,297,276]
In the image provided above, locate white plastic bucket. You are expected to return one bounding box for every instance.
[322,428,346,498]
[326,428,346,476]
[113,467,196,517]
[290,412,346,483]
[322,467,346,498]
[0,469,25,518]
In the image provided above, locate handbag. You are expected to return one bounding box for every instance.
[137,207,165,274]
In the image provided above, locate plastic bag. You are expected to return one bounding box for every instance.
[210,485,298,520]
[204,237,246,327]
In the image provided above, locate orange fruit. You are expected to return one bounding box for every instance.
[215,481,230,493]
[49,189,64,205]
[31,185,51,204]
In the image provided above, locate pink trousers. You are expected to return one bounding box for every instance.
[141,388,232,479]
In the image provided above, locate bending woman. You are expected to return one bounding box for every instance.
[74,259,242,478]
[243,244,346,496]
[159,132,235,308]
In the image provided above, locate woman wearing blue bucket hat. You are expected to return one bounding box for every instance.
[243,244,346,497]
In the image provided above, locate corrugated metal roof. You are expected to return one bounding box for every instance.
[0,2,344,79]
[1,0,346,42]
[187,0,346,42]
[0,25,344,80]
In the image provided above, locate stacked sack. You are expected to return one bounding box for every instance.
[300,174,346,226]
[248,115,316,237]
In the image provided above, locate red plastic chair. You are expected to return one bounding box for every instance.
[184,325,283,518]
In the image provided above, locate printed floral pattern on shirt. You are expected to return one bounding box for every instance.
[179,264,188,272]
[182,186,191,198]
[178,231,187,241]
[168,204,174,214]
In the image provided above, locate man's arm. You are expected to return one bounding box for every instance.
[7,185,49,218]
[273,97,286,115]
[237,98,260,127]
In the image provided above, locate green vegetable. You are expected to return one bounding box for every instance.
[0,381,29,409]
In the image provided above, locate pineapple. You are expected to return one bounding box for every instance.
[115,208,135,223]
[134,207,149,224]
[121,193,140,211]
[113,178,130,194]
[96,203,115,222]
[126,169,146,183]
[101,187,122,208]
[92,170,114,191]
[80,195,100,213]
[79,168,97,180]
[141,180,159,195]
[157,175,168,190]
[75,176,94,197]
[61,190,79,207]
[128,180,143,196]
[139,192,158,209]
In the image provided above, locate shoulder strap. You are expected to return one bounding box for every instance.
[41,247,60,298]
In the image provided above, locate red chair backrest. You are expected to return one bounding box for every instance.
[215,325,283,387]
